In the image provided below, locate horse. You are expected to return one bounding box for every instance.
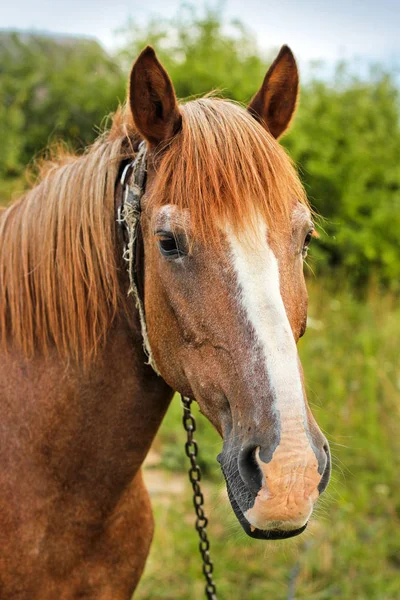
[0,45,331,599]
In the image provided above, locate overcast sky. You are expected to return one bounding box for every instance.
[2,0,399,65]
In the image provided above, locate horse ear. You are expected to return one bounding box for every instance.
[248,45,299,139]
[129,46,182,147]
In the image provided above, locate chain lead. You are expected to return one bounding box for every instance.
[181,395,217,600]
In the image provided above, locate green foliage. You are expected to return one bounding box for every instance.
[0,32,125,182]
[0,5,399,286]
[141,282,400,599]
[284,68,400,289]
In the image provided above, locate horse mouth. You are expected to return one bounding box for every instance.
[224,471,308,540]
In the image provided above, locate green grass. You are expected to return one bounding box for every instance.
[136,281,400,599]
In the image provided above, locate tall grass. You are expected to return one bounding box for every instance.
[137,280,400,599]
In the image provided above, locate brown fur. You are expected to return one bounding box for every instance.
[248,45,299,139]
[0,45,329,598]
[0,315,173,598]
[129,46,182,146]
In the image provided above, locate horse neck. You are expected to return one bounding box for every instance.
[93,309,174,473]
[1,305,173,489]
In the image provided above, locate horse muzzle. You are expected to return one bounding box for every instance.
[218,431,331,540]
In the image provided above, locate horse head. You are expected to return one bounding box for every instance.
[126,46,330,540]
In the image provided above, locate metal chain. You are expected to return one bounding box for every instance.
[181,395,217,600]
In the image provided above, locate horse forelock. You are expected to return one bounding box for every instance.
[148,97,308,245]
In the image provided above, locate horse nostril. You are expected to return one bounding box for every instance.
[238,445,262,494]
[318,442,331,495]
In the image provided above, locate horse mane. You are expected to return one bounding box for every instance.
[0,97,307,364]
[150,97,308,245]
[0,106,137,363]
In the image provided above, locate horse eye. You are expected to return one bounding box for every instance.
[302,230,314,257]
[157,234,186,258]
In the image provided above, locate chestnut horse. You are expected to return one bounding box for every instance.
[0,46,330,598]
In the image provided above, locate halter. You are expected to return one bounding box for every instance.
[116,142,217,600]
[116,141,158,373]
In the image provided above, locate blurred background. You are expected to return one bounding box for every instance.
[1,1,400,598]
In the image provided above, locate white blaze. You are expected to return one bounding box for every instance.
[226,218,308,434]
